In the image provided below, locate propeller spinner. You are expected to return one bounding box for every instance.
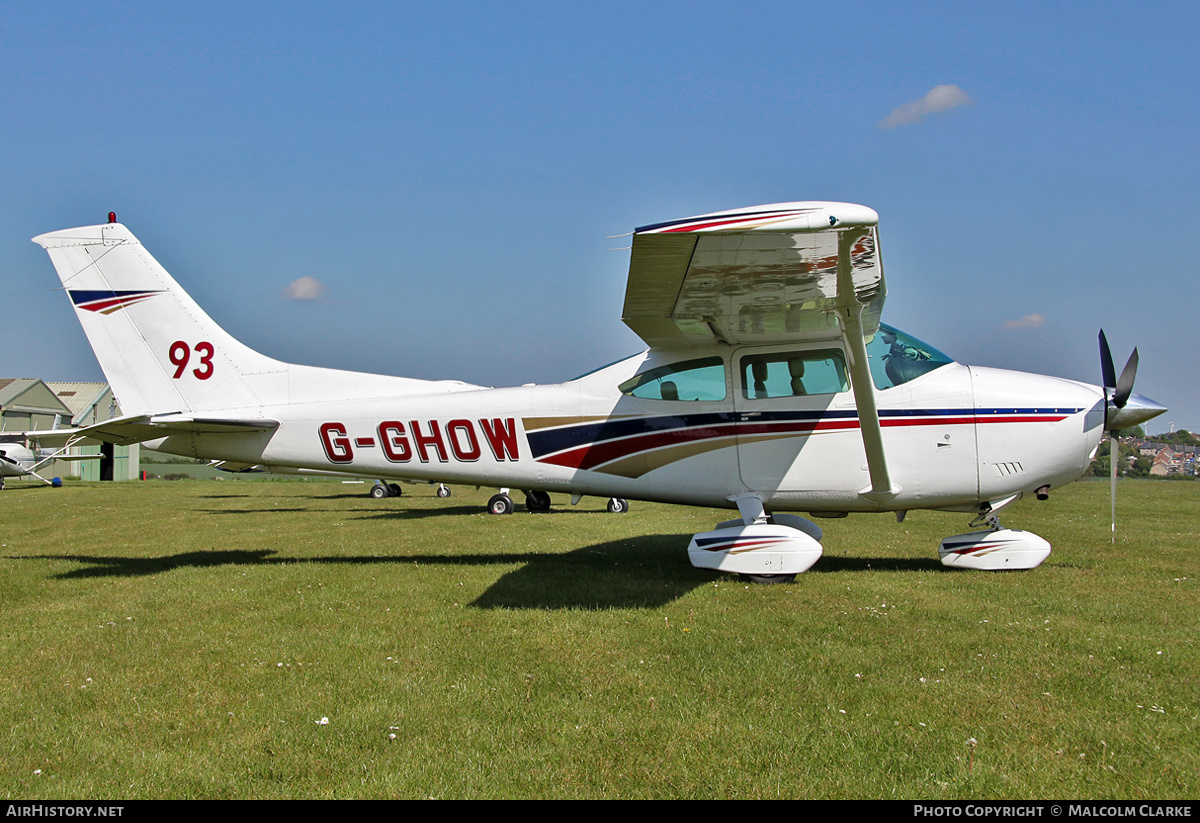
[1099,331,1166,432]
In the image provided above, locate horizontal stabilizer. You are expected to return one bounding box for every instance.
[74,415,280,446]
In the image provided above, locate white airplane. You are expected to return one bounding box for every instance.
[31,203,1165,581]
[0,429,92,488]
[0,441,53,488]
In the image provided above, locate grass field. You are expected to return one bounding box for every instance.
[1,477,1196,799]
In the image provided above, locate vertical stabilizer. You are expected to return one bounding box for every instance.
[33,222,287,416]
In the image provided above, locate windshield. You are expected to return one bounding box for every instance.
[865,323,954,390]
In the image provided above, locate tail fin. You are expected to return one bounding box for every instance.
[33,222,289,416]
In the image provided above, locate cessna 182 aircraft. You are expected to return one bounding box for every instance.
[0,441,55,488]
[32,202,1165,581]
[0,429,92,489]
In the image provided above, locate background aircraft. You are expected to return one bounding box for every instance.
[0,429,96,488]
[32,203,1164,581]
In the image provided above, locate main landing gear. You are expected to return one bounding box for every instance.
[370,482,402,499]
[369,481,451,499]
[687,495,824,584]
[485,489,629,516]
[937,507,1051,570]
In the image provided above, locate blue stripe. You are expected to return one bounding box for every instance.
[68,289,155,306]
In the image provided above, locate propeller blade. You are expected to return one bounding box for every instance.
[1114,348,1139,410]
[1099,330,1116,391]
[1110,431,1118,543]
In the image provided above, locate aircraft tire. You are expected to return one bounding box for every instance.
[436,485,451,498]
[607,497,629,514]
[370,484,389,500]
[488,493,514,515]
[744,573,797,585]
[525,490,551,512]
[388,483,402,497]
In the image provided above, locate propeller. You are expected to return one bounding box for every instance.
[1099,330,1139,543]
[1100,330,1139,427]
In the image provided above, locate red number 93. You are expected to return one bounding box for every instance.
[168,341,215,380]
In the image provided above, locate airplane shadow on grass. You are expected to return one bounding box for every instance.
[13,536,697,609]
[12,537,939,609]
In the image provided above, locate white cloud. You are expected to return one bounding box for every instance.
[878,84,972,129]
[1003,313,1046,330]
[282,276,327,301]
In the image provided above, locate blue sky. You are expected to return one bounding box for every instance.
[2,1,1196,432]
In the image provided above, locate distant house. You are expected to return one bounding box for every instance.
[0,378,73,432]
[1149,447,1180,477]
[1138,442,1162,457]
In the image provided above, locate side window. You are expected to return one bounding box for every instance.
[740,350,849,399]
[618,357,727,401]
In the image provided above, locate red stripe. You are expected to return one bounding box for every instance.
[946,542,1003,555]
[702,537,793,553]
[881,415,1066,427]
[537,414,1071,471]
[660,211,798,233]
[80,297,134,313]
[539,423,739,470]
[739,419,859,437]
[80,294,156,314]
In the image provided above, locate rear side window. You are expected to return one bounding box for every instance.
[740,350,849,399]
[619,357,727,401]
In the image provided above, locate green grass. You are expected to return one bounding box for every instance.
[1,478,1196,798]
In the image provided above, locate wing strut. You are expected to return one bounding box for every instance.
[834,229,896,499]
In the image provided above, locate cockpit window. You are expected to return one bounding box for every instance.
[740,350,849,399]
[618,357,726,401]
[866,323,954,389]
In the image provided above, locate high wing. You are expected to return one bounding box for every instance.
[621,201,895,496]
[0,428,89,449]
[622,201,884,348]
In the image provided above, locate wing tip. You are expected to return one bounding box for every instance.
[636,201,878,235]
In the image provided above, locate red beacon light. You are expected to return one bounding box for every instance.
[107,212,117,224]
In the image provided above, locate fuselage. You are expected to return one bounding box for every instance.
[140,329,1108,514]
[0,443,39,479]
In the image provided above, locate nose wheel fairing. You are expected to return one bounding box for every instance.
[938,528,1051,570]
